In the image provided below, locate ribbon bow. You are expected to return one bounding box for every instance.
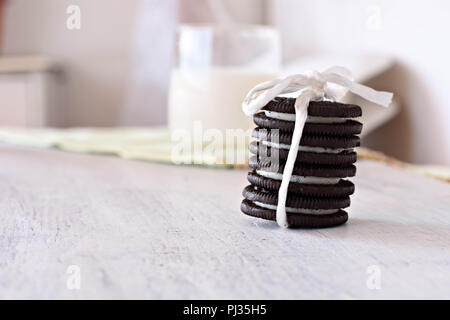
[242,66,393,228]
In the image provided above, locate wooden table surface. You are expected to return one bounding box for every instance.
[1,144,450,299]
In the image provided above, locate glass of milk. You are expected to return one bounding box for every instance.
[168,24,281,132]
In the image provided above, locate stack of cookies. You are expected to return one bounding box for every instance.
[241,97,362,228]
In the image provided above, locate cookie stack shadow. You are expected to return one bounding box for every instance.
[241,97,362,228]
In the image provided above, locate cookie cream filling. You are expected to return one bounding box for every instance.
[264,110,353,123]
[253,201,339,215]
[256,169,340,185]
[261,140,353,154]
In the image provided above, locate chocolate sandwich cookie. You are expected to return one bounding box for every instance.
[241,199,348,228]
[249,141,357,166]
[241,185,349,228]
[253,112,363,136]
[247,171,355,197]
[255,97,362,136]
[242,185,350,209]
[263,97,362,118]
[248,156,357,178]
[252,127,360,150]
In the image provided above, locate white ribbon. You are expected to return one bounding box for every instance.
[242,66,393,228]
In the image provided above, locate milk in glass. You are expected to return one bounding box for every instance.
[168,68,276,131]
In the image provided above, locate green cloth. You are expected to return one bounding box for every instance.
[0,127,250,168]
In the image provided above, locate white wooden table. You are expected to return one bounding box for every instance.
[1,144,450,299]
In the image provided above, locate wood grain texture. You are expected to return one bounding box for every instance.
[1,144,450,299]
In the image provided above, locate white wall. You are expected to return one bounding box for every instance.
[3,0,136,126]
[269,0,450,164]
[3,0,139,127]
[2,0,264,127]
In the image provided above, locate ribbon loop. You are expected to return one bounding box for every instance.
[242,66,393,115]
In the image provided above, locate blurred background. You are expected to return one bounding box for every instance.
[1,0,450,165]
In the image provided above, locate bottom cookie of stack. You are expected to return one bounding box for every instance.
[241,185,349,228]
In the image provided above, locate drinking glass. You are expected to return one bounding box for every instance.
[168,23,281,132]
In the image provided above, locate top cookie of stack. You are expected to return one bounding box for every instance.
[241,97,362,228]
